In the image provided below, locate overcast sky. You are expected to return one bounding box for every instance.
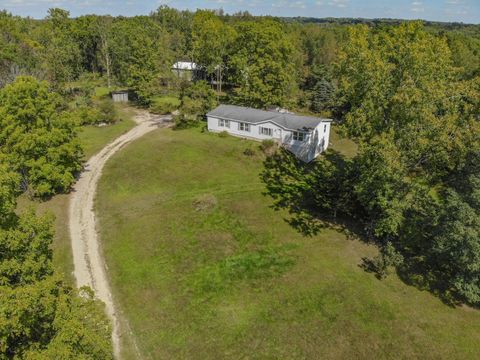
[1,0,479,24]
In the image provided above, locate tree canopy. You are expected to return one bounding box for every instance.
[263,22,480,305]
[0,76,83,197]
[229,19,296,107]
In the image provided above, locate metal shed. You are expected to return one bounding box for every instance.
[111,90,129,102]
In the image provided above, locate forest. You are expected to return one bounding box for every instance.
[0,5,480,358]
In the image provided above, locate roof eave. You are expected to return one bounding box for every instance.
[206,113,331,132]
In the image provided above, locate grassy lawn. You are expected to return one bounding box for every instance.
[329,126,358,158]
[96,126,480,359]
[16,104,136,281]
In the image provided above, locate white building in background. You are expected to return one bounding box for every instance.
[207,104,332,163]
[172,61,198,81]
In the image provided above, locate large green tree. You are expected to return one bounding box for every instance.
[37,8,81,88]
[0,11,40,87]
[109,16,173,104]
[0,208,112,358]
[192,10,236,92]
[0,148,111,358]
[335,22,480,178]
[430,153,480,304]
[0,76,82,197]
[229,19,296,108]
[0,162,19,227]
[175,81,218,128]
[151,5,194,60]
[264,22,480,305]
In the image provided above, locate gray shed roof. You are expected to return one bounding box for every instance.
[207,104,331,131]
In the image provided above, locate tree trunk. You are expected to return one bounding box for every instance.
[219,67,222,93]
[97,18,113,88]
[101,37,112,88]
[105,51,112,88]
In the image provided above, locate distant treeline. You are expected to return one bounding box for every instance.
[283,16,480,28]
[0,10,480,360]
[1,7,479,109]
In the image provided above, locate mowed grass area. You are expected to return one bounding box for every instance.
[96,126,480,359]
[16,104,136,281]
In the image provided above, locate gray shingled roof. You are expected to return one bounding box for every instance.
[207,104,331,131]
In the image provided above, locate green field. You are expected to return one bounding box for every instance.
[16,105,136,280]
[96,126,480,359]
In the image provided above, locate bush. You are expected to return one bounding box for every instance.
[73,99,116,126]
[73,106,101,126]
[150,96,180,115]
[173,114,197,130]
[218,131,229,138]
[150,101,174,115]
[260,139,277,155]
[97,99,116,124]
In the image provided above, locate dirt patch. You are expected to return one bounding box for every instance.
[193,194,218,212]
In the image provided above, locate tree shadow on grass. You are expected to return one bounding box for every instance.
[260,148,479,309]
[260,148,369,244]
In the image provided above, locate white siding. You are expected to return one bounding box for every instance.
[112,92,128,102]
[207,115,332,163]
[312,121,331,157]
[208,116,288,141]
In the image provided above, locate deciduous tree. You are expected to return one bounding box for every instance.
[229,19,296,108]
[0,76,82,197]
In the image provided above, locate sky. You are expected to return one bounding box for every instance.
[0,0,479,24]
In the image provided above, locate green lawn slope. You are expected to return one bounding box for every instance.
[96,126,480,359]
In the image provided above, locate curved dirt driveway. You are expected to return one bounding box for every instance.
[69,110,170,358]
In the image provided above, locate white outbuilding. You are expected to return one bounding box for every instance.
[111,90,128,102]
[172,61,198,81]
[207,104,332,162]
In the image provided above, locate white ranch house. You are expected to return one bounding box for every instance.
[207,105,332,162]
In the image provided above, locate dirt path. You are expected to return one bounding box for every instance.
[69,110,171,359]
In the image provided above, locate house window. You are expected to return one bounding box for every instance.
[238,122,250,132]
[259,127,273,136]
[218,119,230,128]
[293,131,306,142]
[324,124,327,132]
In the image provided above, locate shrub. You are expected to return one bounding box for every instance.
[150,96,180,115]
[73,99,117,126]
[218,131,229,138]
[174,81,218,128]
[97,99,116,124]
[260,139,278,157]
[73,106,101,126]
[173,114,197,130]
